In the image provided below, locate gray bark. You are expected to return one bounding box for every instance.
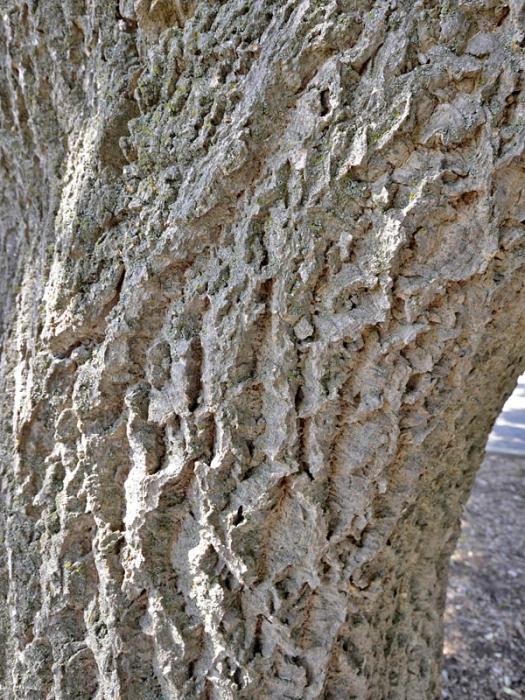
[1,0,525,698]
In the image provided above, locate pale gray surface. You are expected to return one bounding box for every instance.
[487,375,525,457]
[1,2,525,699]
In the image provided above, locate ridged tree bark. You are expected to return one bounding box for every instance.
[1,1,524,698]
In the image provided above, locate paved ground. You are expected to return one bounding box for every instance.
[443,453,525,700]
[486,375,525,456]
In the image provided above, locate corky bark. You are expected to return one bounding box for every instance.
[1,1,525,698]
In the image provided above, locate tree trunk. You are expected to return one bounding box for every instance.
[1,1,524,698]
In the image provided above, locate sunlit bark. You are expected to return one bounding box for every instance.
[1,1,524,697]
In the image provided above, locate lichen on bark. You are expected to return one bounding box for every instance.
[1,0,525,698]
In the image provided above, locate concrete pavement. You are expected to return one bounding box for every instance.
[486,374,525,457]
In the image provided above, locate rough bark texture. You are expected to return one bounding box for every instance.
[1,1,525,698]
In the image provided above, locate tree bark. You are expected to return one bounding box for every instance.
[1,1,525,698]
